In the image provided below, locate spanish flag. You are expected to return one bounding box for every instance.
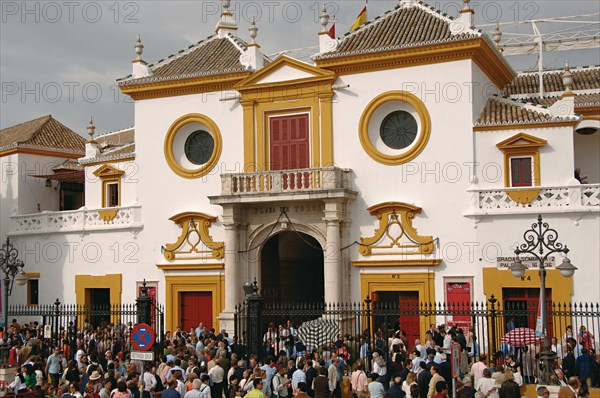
[350,5,367,31]
[328,23,336,39]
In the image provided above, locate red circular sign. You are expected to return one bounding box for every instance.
[131,323,155,352]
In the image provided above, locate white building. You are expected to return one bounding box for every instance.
[1,0,598,337]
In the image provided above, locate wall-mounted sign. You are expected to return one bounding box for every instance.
[496,256,555,269]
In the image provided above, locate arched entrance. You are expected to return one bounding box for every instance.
[260,231,324,303]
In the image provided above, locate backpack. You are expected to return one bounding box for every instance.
[271,374,282,397]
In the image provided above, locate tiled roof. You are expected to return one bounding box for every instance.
[520,93,600,108]
[119,34,266,86]
[316,1,480,59]
[503,66,600,96]
[475,97,577,127]
[82,127,136,163]
[0,115,85,153]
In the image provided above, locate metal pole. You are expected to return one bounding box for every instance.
[3,278,9,334]
[539,266,554,385]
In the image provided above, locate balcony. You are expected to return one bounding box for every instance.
[465,184,600,216]
[211,167,356,205]
[9,205,143,236]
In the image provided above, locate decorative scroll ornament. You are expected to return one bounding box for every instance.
[163,212,224,260]
[359,202,435,256]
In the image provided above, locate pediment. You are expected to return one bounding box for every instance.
[496,132,548,150]
[92,164,124,178]
[236,56,335,88]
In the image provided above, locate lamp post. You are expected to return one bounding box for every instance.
[0,238,27,329]
[510,215,577,385]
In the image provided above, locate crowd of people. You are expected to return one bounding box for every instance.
[0,319,598,398]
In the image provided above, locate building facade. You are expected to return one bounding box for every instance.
[1,0,599,335]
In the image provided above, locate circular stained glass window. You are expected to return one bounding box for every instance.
[184,130,214,165]
[380,111,418,150]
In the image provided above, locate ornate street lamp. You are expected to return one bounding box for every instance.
[0,237,27,332]
[510,215,576,385]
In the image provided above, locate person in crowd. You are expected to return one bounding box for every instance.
[432,381,448,398]
[575,348,597,388]
[558,377,580,398]
[427,366,444,398]
[498,371,519,398]
[369,373,386,398]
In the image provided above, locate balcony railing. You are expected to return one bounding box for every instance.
[9,205,143,235]
[220,167,352,196]
[468,184,599,214]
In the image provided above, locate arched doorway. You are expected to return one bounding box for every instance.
[260,231,324,303]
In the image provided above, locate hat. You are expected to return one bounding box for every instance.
[90,371,102,381]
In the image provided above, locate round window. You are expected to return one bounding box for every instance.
[380,111,418,150]
[184,130,215,165]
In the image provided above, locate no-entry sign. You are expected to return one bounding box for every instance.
[131,323,155,352]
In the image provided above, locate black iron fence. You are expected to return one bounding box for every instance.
[235,295,599,382]
[5,299,165,361]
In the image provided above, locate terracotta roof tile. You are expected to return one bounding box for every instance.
[119,35,265,86]
[504,66,600,96]
[0,115,85,153]
[318,2,479,59]
[520,93,600,108]
[476,98,554,126]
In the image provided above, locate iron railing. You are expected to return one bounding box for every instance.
[234,296,599,383]
[4,300,165,362]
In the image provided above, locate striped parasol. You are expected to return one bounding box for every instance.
[501,327,542,347]
[296,319,340,349]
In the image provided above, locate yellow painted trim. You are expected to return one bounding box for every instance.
[474,121,578,131]
[360,272,435,340]
[119,72,251,101]
[236,57,336,171]
[75,274,122,324]
[352,259,442,267]
[0,147,83,159]
[164,114,223,179]
[101,177,121,208]
[165,274,224,333]
[236,55,336,88]
[164,212,224,260]
[316,38,515,88]
[506,189,541,207]
[156,263,225,271]
[98,209,118,222]
[482,267,573,339]
[496,132,548,150]
[25,272,41,278]
[359,91,431,165]
[497,133,547,188]
[82,157,135,167]
[360,202,436,256]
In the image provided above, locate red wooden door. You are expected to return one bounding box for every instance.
[503,288,553,338]
[270,114,310,189]
[180,292,213,331]
[398,291,420,350]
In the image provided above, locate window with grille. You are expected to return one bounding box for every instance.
[510,157,533,187]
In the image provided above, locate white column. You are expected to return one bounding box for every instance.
[223,223,239,312]
[324,218,341,304]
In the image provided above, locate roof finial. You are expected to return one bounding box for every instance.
[320,4,330,33]
[135,34,144,60]
[493,22,503,51]
[563,62,573,93]
[249,17,258,45]
[215,0,238,37]
[463,0,472,11]
[87,116,95,140]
